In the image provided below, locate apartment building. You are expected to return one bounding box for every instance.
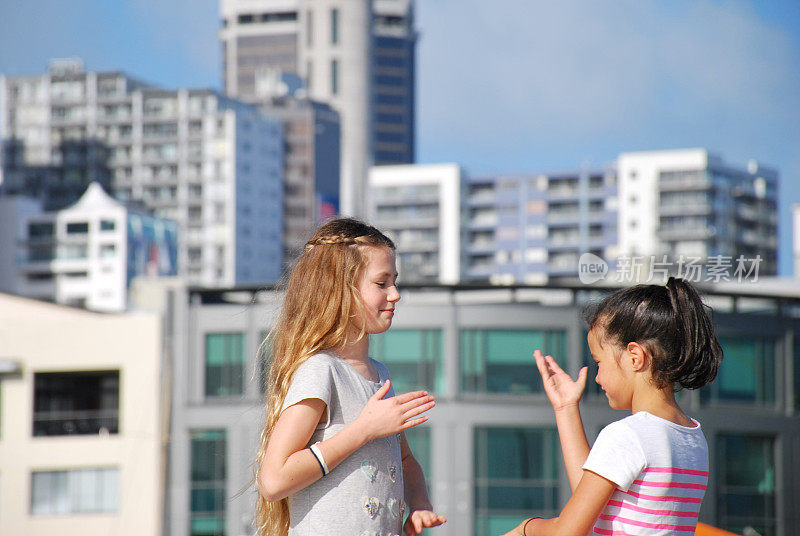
[368,163,464,284]
[369,149,776,285]
[0,293,165,535]
[617,148,778,276]
[0,182,177,312]
[219,0,417,216]
[131,278,800,536]
[248,70,341,262]
[0,59,284,288]
[464,169,618,284]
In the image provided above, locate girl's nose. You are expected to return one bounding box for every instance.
[388,285,400,302]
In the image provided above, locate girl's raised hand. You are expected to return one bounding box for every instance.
[404,509,447,535]
[355,380,435,442]
[534,349,587,411]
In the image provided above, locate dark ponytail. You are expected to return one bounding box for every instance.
[584,277,723,390]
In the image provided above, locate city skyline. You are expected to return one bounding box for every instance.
[1,0,799,273]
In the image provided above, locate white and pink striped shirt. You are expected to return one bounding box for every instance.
[582,411,708,536]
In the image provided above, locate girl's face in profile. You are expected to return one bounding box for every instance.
[588,327,633,410]
[353,246,400,335]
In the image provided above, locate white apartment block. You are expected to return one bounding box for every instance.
[219,0,417,217]
[1,59,284,288]
[0,183,178,312]
[617,148,778,275]
[0,293,165,536]
[369,163,464,284]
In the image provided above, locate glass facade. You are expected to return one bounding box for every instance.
[31,468,119,514]
[190,430,227,536]
[461,329,567,394]
[405,427,431,478]
[370,329,444,393]
[205,333,245,397]
[701,335,776,404]
[716,434,776,536]
[474,427,560,535]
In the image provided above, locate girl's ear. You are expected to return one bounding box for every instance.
[625,342,649,372]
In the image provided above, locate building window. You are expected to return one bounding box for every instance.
[405,427,431,480]
[191,430,227,536]
[716,434,776,536]
[66,222,89,234]
[331,8,339,44]
[370,329,444,393]
[205,333,245,397]
[100,244,116,259]
[701,335,775,405]
[29,222,54,237]
[100,219,115,231]
[33,371,119,436]
[31,468,119,514]
[461,329,567,394]
[474,427,560,535]
[331,59,339,95]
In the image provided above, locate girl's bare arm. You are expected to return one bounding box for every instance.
[259,381,435,502]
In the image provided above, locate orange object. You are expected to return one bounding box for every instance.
[694,522,742,536]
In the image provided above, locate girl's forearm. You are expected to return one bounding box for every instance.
[260,420,371,501]
[553,405,590,491]
[402,454,433,511]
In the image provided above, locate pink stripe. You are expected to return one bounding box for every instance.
[623,489,703,503]
[599,514,698,532]
[607,499,699,518]
[593,527,635,536]
[632,479,707,490]
[642,466,709,477]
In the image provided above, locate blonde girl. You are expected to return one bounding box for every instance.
[502,277,723,536]
[255,218,446,536]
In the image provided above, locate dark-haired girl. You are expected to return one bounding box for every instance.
[501,277,723,536]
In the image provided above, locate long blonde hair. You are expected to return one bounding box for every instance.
[254,218,395,535]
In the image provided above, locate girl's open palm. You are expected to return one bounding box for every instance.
[356,380,435,441]
[534,350,587,411]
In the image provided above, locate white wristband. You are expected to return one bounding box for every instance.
[310,442,329,476]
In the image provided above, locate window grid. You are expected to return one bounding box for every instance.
[716,433,776,536]
[190,430,227,536]
[370,329,444,393]
[701,335,776,405]
[205,333,245,397]
[461,329,567,394]
[474,427,560,536]
[31,468,119,515]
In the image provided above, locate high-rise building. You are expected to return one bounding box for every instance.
[369,163,464,284]
[369,150,777,284]
[464,169,618,285]
[0,183,178,312]
[239,69,341,262]
[617,148,778,275]
[218,0,417,216]
[1,60,284,288]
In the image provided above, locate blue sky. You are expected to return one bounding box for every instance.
[2,0,799,274]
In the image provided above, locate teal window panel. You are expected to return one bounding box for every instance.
[371,329,444,393]
[205,333,245,397]
[461,329,567,394]
[716,433,776,536]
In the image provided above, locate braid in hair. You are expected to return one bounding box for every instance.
[254,217,394,536]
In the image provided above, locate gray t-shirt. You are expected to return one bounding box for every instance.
[281,352,405,536]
